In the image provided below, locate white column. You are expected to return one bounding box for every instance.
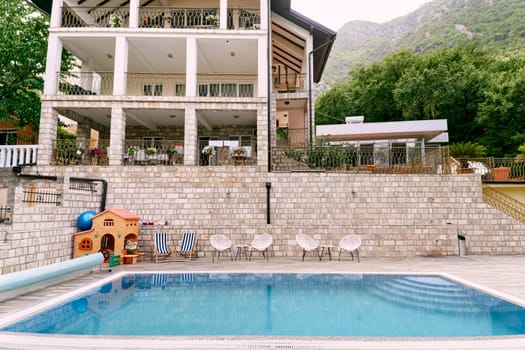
[257,103,269,167]
[113,36,129,96]
[109,104,126,166]
[186,37,197,97]
[219,0,227,30]
[50,0,64,28]
[43,35,63,95]
[260,0,268,30]
[37,102,59,166]
[257,37,268,98]
[129,0,139,28]
[184,106,197,165]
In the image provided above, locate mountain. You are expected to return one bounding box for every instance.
[322,0,525,85]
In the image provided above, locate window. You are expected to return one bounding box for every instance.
[210,84,220,97]
[239,83,253,97]
[175,84,186,96]
[103,219,115,227]
[143,84,163,96]
[143,137,163,148]
[79,238,93,251]
[221,83,237,97]
[229,135,252,147]
[198,84,208,97]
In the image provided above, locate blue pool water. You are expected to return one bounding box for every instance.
[2,273,525,337]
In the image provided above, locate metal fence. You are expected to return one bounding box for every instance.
[62,6,130,28]
[273,145,449,174]
[461,157,525,181]
[0,207,12,224]
[23,188,62,206]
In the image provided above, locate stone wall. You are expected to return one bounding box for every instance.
[1,165,524,273]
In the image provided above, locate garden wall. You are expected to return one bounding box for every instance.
[1,165,524,273]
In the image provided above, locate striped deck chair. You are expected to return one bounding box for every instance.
[176,231,197,261]
[181,273,195,283]
[153,232,172,263]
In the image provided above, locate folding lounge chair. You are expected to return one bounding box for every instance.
[249,234,273,261]
[338,234,361,263]
[295,233,321,261]
[210,234,233,262]
[176,231,197,261]
[153,232,172,263]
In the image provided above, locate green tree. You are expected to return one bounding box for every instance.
[0,0,49,130]
[314,82,353,125]
[477,59,525,157]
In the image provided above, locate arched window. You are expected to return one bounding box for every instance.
[79,238,93,251]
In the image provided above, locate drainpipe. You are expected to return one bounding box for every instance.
[12,166,108,212]
[308,37,336,145]
[265,182,271,224]
[266,0,272,172]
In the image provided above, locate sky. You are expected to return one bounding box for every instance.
[291,0,434,31]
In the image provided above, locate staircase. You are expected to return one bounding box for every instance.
[369,276,490,314]
[482,185,525,224]
[271,147,313,172]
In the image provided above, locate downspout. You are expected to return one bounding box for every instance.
[12,166,108,212]
[308,36,336,145]
[266,0,272,172]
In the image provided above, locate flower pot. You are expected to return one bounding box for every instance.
[492,167,510,181]
[457,168,474,174]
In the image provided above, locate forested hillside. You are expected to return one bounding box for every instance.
[323,0,525,85]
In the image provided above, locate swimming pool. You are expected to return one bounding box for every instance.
[2,273,525,337]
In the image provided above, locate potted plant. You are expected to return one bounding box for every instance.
[109,14,123,27]
[232,148,246,157]
[124,239,138,254]
[449,142,486,174]
[165,147,177,164]
[202,145,216,156]
[205,14,219,26]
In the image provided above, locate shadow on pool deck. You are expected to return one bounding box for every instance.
[2,256,525,350]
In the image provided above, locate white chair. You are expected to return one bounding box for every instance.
[295,233,320,261]
[249,234,273,261]
[338,234,361,263]
[210,234,233,262]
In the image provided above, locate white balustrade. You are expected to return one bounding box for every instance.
[0,145,38,168]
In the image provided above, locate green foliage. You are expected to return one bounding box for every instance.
[449,141,486,159]
[317,42,525,157]
[0,0,49,129]
[324,0,525,86]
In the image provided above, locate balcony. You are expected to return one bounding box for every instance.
[61,6,261,31]
[52,139,258,167]
[272,72,306,93]
[56,72,258,99]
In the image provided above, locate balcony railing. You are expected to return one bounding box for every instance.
[124,140,184,165]
[454,157,525,181]
[61,6,130,28]
[273,73,306,93]
[273,145,449,173]
[58,72,114,96]
[139,7,218,29]
[126,73,185,97]
[227,8,261,30]
[197,74,257,98]
[61,6,260,30]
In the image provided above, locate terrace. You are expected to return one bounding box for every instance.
[60,6,261,31]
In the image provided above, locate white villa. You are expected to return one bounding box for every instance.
[0,0,522,278]
[32,0,335,167]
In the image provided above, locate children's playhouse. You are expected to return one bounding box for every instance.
[73,208,140,260]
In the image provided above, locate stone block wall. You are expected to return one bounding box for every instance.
[1,166,525,273]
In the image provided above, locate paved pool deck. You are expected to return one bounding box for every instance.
[2,254,525,349]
